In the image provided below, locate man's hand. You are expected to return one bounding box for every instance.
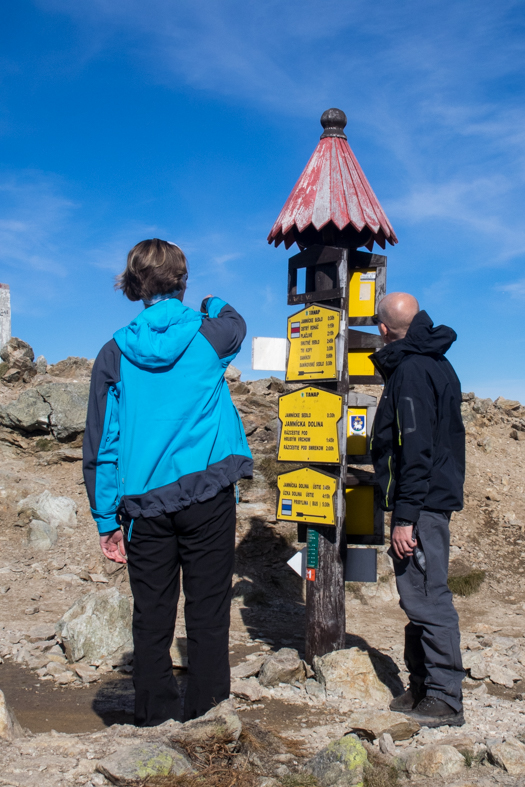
[100,530,127,564]
[392,524,417,560]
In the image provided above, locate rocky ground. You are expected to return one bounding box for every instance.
[0,337,524,786]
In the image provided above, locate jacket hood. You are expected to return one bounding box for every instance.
[113,299,204,369]
[372,310,457,380]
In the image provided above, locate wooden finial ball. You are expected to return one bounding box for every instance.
[320,108,348,140]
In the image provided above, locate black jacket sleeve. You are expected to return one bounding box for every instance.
[198,297,247,360]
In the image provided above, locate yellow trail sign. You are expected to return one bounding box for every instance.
[277,466,338,526]
[278,386,343,464]
[286,304,340,382]
[348,269,376,317]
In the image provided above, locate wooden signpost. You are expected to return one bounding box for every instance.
[267,108,397,662]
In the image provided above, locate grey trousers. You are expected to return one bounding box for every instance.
[393,510,464,711]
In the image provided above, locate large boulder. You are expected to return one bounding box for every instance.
[36,382,89,440]
[97,743,192,785]
[0,388,51,433]
[18,490,77,528]
[314,648,392,708]
[0,381,89,440]
[304,734,368,786]
[56,588,132,663]
[0,337,36,384]
[258,648,306,687]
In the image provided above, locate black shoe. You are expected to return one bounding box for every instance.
[409,696,464,728]
[389,686,425,712]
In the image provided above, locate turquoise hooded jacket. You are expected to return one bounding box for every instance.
[83,296,253,533]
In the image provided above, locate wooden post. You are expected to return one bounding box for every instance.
[303,249,349,663]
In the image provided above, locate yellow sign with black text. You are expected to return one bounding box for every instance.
[278,386,343,463]
[277,467,338,525]
[286,304,340,382]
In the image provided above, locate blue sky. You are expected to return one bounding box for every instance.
[1,0,524,399]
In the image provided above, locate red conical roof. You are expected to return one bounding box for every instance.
[268,109,398,251]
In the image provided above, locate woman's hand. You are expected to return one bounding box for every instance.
[100,530,127,563]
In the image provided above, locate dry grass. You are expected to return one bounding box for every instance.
[140,734,258,787]
[139,723,305,787]
[447,569,486,596]
[363,748,399,787]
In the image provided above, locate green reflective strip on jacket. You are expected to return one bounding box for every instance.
[385,455,393,508]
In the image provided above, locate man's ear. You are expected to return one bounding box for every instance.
[378,322,389,339]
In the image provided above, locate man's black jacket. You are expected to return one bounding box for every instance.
[370,310,465,523]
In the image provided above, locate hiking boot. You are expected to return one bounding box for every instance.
[389,686,424,712]
[409,696,464,728]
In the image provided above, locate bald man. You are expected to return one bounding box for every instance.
[370,294,465,728]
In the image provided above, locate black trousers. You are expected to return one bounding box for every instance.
[393,509,464,712]
[124,485,236,726]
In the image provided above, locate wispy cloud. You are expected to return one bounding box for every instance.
[496,278,525,300]
[0,172,77,277]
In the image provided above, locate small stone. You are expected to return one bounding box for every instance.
[405,744,465,778]
[35,355,48,374]
[258,648,306,687]
[439,733,476,754]
[511,429,525,441]
[170,700,242,746]
[47,652,67,663]
[24,606,39,615]
[225,364,241,383]
[305,678,326,701]
[88,574,108,584]
[0,690,23,741]
[313,648,392,708]
[46,661,67,675]
[304,733,368,786]
[488,738,525,776]
[55,671,76,685]
[346,709,419,742]
[28,519,58,551]
[489,664,521,688]
[378,733,396,757]
[463,651,489,680]
[74,664,100,683]
[231,677,264,702]
[97,742,192,784]
[231,655,266,680]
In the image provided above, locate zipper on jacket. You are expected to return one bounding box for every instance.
[127,519,134,542]
[385,455,393,508]
[396,410,402,446]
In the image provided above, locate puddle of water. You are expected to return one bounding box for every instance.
[0,661,191,734]
[0,661,136,733]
